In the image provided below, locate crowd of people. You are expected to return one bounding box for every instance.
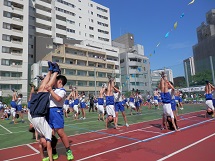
[0,62,214,160]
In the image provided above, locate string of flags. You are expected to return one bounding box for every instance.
[148,0,195,57]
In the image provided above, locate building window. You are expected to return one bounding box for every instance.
[3,22,10,30]
[89,81,95,86]
[89,34,94,38]
[2,34,10,41]
[78,81,87,86]
[97,6,108,13]
[2,46,10,53]
[120,59,124,63]
[89,26,94,30]
[1,59,10,66]
[91,11,93,15]
[3,11,11,18]
[4,0,11,7]
[88,71,94,76]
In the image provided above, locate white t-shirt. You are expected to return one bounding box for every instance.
[17,98,22,105]
[80,95,86,102]
[113,92,122,102]
[49,88,66,108]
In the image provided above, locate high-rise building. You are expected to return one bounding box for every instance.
[151,69,173,90]
[193,9,215,74]
[29,0,112,63]
[0,0,29,97]
[0,0,112,97]
[112,33,151,94]
[183,56,195,86]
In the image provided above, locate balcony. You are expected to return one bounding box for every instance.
[11,40,22,45]
[11,52,22,56]
[36,8,51,17]
[36,27,52,36]
[35,0,51,9]
[36,18,52,27]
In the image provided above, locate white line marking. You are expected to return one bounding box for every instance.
[157,133,215,161]
[0,110,204,151]
[138,129,162,134]
[4,153,38,161]
[26,144,40,153]
[0,124,12,133]
[76,118,214,161]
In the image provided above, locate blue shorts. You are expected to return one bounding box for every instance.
[10,101,17,109]
[171,100,176,111]
[213,99,215,107]
[17,105,22,111]
[179,97,183,103]
[115,102,125,112]
[80,102,86,108]
[69,103,74,108]
[147,99,150,102]
[47,107,64,129]
[135,102,140,107]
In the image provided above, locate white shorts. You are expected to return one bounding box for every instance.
[31,117,52,141]
[11,108,16,117]
[129,102,136,109]
[63,104,69,111]
[73,105,79,113]
[106,105,116,117]
[206,100,214,110]
[163,103,174,119]
[154,100,158,105]
[28,110,33,124]
[98,105,104,114]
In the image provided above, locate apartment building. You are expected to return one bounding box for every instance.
[0,0,29,97]
[31,40,120,96]
[113,33,151,94]
[0,0,113,98]
[151,69,173,90]
[29,0,112,63]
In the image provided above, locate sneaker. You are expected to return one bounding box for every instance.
[125,123,129,127]
[79,117,83,120]
[52,153,59,160]
[48,61,54,72]
[53,62,61,74]
[83,117,86,120]
[37,75,44,81]
[42,157,49,161]
[66,150,74,160]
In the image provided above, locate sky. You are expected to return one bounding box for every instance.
[93,0,215,77]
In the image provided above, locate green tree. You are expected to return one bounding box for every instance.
[190,70,213,86]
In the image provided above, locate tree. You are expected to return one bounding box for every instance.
[190,70,213,86]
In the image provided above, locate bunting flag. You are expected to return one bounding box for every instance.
[180,13,185,18]
[165,32,170,38]
[174,21,178,29]
[156,42,161,47]
[188,0,195,5]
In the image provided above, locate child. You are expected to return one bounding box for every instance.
[158,72,179,131]
[3,106,11,120]
[113,85,129,127]
[205,81,215,118]
[30,61,60,161]
[46,72,74,160]
[16,93,24,123]
[10,89,18,124]
[105,76,118,129]
[72,87,79,120]
[97,85,106,121]
[79,91,86,120]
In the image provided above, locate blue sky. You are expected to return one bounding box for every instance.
[93,0,215,77]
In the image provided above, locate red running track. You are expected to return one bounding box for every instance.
[0,111,214,161]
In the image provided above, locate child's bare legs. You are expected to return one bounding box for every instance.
[39,138,53,161]
[121,111,128,125]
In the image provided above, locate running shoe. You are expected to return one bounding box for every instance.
[53,62,61,74]
[52,153,59,160]
[48,61,54,72]
[66,150,74,160]
[42,157,49,161]
[125,123,129,127]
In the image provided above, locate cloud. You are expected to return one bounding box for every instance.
[167,42,191,49]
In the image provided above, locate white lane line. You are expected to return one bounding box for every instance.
[4,153,38,161]
[76,118,214,161]
[0,124,12,133]
[0,110,205,151]
[138,129,162,134]
[26,144,40,153]
[157,133,215,161]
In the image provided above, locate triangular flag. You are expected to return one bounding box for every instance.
[188,0,195,5]
[174,22,178,29]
